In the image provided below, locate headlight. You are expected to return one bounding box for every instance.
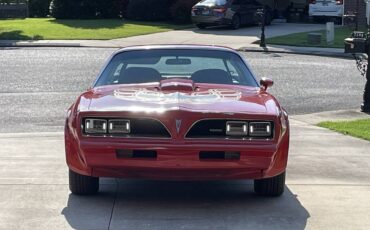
[108,119,130,134]
[226,121,248,136]
[249,122,272,137]
[85,119,107,134]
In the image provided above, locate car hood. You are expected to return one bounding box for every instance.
[78,83,280,116]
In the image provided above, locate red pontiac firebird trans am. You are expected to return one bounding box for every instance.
[65,45,289,196]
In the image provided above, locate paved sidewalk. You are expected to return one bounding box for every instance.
[0,110,369,229]
[241,44,348,58]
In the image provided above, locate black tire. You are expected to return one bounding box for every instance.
[254,171,285,197]
[196,24,207,29]
[231,15,241,30]
[69,169,99,195]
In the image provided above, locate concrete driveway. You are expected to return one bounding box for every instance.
[0,23,326,49]
[109,23,325,49]
[0,111,369,230]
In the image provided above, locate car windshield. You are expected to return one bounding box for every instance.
[198,0,228,5]
[94,49,258,87]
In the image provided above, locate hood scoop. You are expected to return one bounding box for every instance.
[159,79,195,91]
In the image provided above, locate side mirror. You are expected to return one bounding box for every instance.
[260,77,274,91]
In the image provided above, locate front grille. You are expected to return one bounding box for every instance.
[186,119,274,139]
[186,120,227,138]
[129,118,171,138]
[82,118,171,138]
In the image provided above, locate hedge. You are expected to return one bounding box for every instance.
[28,0,52,17]
[50,0,129,19]
[49,0,197,21]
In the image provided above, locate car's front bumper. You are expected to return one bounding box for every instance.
[65,131,289,180]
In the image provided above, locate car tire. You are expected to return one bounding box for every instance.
[196,24,207,29]
[254,171,285,197]
[69,169,99,195]
[231,15,241,30]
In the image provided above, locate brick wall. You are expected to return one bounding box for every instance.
[345,0,367,26]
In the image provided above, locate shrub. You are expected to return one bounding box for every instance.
[50,0,128,19]
[170,0,199,23]
[127,0,175,21]
[96,0,129,18]
[28,0,52,17]
[50,0,81,19]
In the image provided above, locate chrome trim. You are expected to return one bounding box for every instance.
[185,118,275,141]
[81,116,172,139]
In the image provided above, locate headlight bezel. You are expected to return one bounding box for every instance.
[84,118,108,134]
[108,119,131,134]
[248,121,273,137]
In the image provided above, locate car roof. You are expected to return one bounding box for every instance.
[114,44,240,55]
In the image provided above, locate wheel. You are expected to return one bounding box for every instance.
[231,15,240,30]
[69,169,99,195]
[254,171,285,196]
[196,24,207,29]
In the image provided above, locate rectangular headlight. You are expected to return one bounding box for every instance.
[108,119,130,134]
[85,119,107,134]
[249,122,272,137]
[226,121,248,136]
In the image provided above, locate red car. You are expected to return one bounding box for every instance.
[65,45,290,196]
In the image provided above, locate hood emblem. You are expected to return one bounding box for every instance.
[176,120,182,134]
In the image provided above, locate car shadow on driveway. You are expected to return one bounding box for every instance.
[62,180,309,230]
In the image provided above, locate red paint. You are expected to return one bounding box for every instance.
[65,45,289,180]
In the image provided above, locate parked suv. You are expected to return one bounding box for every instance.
[191,0,272,29]
[309,0,343,22]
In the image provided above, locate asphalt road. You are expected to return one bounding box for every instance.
[0,47,365,133]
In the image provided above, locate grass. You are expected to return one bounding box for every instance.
[0,18,191,40]
[266,26,364,48]
[318,119,370,141]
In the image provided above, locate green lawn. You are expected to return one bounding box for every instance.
[0,18,191,40]
[318,119,370,141]
[266,27,362,48]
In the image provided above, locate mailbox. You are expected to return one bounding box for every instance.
[345,31,368,54]
[345,38,367,54]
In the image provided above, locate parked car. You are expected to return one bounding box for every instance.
[65,45,290,197]
[309,0,343,22]
[191,0,273,29]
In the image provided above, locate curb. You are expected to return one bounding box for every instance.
[239,46,352,58]
[0,42,82,48]
[0,41,120,49]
